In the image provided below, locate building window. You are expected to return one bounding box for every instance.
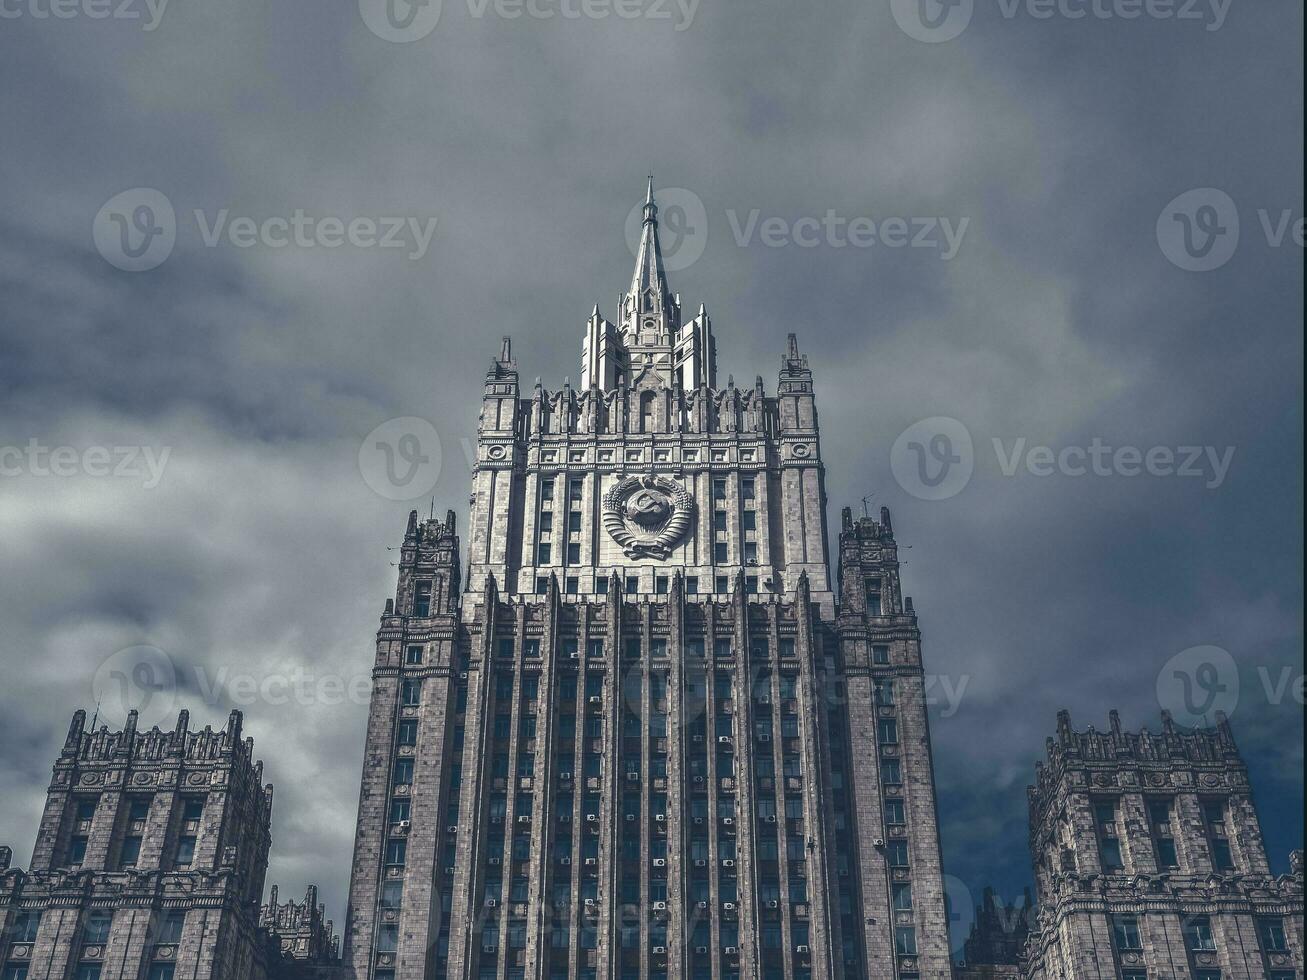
[685,576,698,595]
[413,581,432,616]
[1201,800,1235,870]
[872,644,890,665]
[540,478,554,501]
[877,718,898,744]
[566,543,581,564]
[1112,915,1142,950]
[884,799,905,825]
[894,927,917,956]
[565,576,579,594]
[892,883,913,910]
[1121,973,1147,980]
[713,479,727,501]
[1094,800,1123,871]
[535,576,549,594]
[402,679,422,705]
[746,575,759,593]
[874,679,895,706]
[83,911,113,945]
[73,968,102,980]
[173,836,195,867]
[523,639,540,658]
[380,881,403,910]
[539,512,553,533]
[2,967,31,980]
[714,542,729,564]
[715,576,729,594]
[11,911,41,942]
[118,835,142,868]
[157,911,184,944]
[393,758,414,785]
[886,839,909,867]
[405,644,424,665]
[864,578,882,616]
[595,575,608,594]
[744,542,758,563]
[625,575,639,594]
[1183,916,1216,952]
[385,838,407,867]
[397,719,418,746]
[537,543,552,565]
[880,758,901,784]
[1257,917,1288,952]
[390,799,410,824]
[713,511,728,532]
[569,479,584,503]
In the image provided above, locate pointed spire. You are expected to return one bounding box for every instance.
[625,178,675,336]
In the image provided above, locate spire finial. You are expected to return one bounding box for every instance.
[646,174,654,204]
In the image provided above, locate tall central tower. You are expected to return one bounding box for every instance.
[342,185,952,980]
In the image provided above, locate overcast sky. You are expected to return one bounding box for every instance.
[0,0,1301,947]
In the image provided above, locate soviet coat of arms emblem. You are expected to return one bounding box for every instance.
[602,473,694,559]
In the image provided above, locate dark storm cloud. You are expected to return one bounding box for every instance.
[1,0,1301,933]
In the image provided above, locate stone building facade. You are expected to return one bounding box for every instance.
[0,708,337,980]
[339,183,953,979]
[1021,711,1303,980]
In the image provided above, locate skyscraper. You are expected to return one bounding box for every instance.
[341,182,952,979]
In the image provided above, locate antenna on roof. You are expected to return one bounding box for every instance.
[429,497,435,521]
[90,696,102,731]
[861,494,876,519]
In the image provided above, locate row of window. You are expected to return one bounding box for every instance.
[61,795,203,871]
[1095,797,1237,873]
[1111,913,1289,954]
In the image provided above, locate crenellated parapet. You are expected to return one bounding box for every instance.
[1027,709,1244,835]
